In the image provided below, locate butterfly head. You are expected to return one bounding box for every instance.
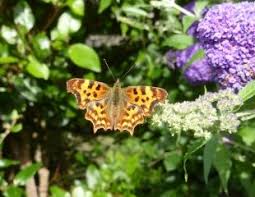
[114,78,121,88]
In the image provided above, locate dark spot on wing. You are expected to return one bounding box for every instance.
[146,97,149,101]
[133,88,138,95]
[93,92,97,97]
[141,98,145,103]
[87,93,91,96]
[135,96,139,102]
[83,90,86,94]
[96,84,101,90]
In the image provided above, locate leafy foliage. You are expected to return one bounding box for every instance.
[0,0,255,197]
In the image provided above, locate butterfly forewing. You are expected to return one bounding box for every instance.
[67,78,110,109]
[124,86,168,116]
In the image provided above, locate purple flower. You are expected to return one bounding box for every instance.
[184,58,215,85]
[166,43,201,69]
[196,2,255,91]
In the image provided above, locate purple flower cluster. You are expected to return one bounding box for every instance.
[167,2,255,91]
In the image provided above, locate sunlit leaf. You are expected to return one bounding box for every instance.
[163,34,194,50]
[57,12,81,38]
[0,159,19,168]
[68,44,101,72]
[238,126,255,146]
[98,0,112,13]
[26,56,49,80]
[14,1,35,32]
[4,186,23,197]
[203,135,219,184]
[1,26,18,44]
[182,15,197,33]
[0,56,19,64]
[239,80,255,102]
[14,163,42,186]
[86,165,101,190]
[67,0,85,16]
[50,186,71,197]
[11,123,23,133]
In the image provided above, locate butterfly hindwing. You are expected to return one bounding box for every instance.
[124,86,168,116]
[115,102,144,135]
[67,78,110,109]
[85,99,112,133]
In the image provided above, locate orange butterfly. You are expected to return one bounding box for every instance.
[66,78,167,135]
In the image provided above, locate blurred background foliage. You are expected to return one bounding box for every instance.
[0,0,255,197]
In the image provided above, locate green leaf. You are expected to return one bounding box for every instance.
[11,123,23,133]
[86,165,101,190]
[203,135,219,184]
[4,186,23,197]
[194,1,209,17]
[14,163,42,186]
[238,126,255,146]
[68,44,101,72]
[32,33,51,60]
[239,80,255,102]
[182,16,197,33]
[122,7,149,17]
[163,34,194,50]
[50,186,71,197]
[1,25,18,44]
[98,0,112,13]
[26,56,49,80]
[0,56,19,64]
[163,151,182,171]
[67,0,85,16]
[183,139,207,181]
[57,12,81,36]
[0,159,19,168]
[14,1,35,32]
[213,143,232,193]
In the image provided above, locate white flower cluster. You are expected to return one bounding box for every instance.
[152,90,243,139]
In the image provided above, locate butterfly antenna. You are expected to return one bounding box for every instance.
[120,64,136,80]
[103,59,116,81]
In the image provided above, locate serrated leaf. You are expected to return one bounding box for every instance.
[4,186,24,197]
[14,1,35,32]
[203,135,219,184]
[68,44,101,72]
[26,56,49,80]
[163,151,182,171]
[163,34,194,50]
[213,143,232,193]
[0,159,19,168]
[67,0,85,16]
[98,0,112,13]
[50,186,71,197]
[183,139,207,181]
[239,80,255,102]
[14,163,42,186]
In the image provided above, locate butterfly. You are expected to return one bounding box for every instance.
[66,78,168,135]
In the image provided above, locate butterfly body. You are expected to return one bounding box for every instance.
[67,78,167,135]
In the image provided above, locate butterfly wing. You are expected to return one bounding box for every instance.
[115,102,144,135]
[85,99,112,133]
[124,86,168,116]
[67,78,112,132]
[67,78,110,109]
